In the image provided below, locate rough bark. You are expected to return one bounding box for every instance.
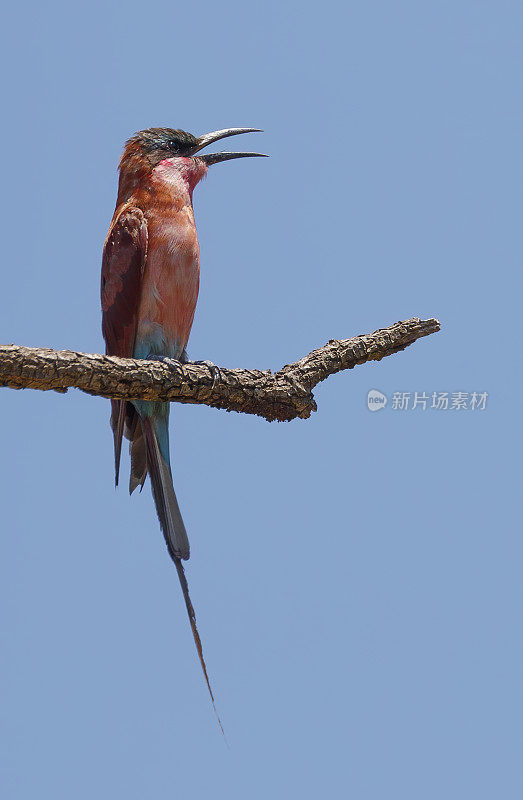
[0,317,439,422]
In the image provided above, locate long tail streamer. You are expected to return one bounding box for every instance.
[174,558,227,741]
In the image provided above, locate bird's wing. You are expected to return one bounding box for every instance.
[101,205,147,357]
[101,206,148,483]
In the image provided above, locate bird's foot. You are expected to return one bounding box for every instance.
[149,354,222,388]
[183,358,222,389]
[148,355,185,376]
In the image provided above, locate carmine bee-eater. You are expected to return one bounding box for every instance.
[101,126,266,725]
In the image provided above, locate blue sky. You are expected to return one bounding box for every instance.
[1,1,521,798]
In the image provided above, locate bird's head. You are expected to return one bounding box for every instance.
[117,127,266,202]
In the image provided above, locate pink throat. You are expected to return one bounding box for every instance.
[155,156,208,198]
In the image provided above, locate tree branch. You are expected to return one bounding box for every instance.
[0,317,439,422]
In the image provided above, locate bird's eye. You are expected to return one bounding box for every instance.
[168,140,180,153]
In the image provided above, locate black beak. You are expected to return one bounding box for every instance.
[192,127,268,164]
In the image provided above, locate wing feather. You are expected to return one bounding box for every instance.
[101,206,147,484]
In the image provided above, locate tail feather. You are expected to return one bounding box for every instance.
[174,558,226,739]
[129,418,147,494]
[113,405,224,735]
[141,416,190,560]
[110,400,126,487]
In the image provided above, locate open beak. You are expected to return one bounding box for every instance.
[192,127,268,164]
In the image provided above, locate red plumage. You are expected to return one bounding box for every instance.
[101,126,265,735]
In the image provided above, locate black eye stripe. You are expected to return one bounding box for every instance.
[135,129,198,161]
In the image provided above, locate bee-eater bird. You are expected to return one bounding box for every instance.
[101,126,266,725]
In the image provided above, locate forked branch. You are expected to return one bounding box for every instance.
[0,317,439,422]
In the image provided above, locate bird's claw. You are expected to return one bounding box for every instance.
[148,355,185,376]
[186,359,222,389]
[148,355,221,389]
